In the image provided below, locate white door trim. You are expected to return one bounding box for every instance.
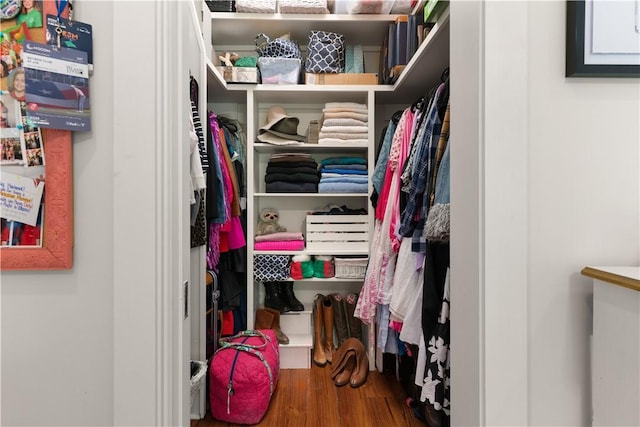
[113,1,188,426]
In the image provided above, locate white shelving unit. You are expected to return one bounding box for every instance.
[204,4,450,369]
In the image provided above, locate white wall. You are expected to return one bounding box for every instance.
[2,1,191,426]
[1,2,115,426]
[452,1,640,426]
[527,2,639,425]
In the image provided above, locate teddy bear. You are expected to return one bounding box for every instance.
[256,207,287,236]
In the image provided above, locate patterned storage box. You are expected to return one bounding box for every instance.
[305,215,369,252]
[254,254,291,281]
[334,257,368,279]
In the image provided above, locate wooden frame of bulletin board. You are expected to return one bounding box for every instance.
[1,0,74,270]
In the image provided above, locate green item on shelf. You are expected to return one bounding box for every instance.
[301,260,314,278]
[235,56,257,67]
[424,0,449,23]
[313,256,335,278]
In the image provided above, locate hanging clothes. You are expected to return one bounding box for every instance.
[189,76,208,248]
[355,107,413,334]
[359,68,451,427]
[205,112,248,321]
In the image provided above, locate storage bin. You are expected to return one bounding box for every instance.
[305,215,369,252]
[235,0,276,13]
[278,0,328,14]
[258,57,301,84]
[334,257,368,279]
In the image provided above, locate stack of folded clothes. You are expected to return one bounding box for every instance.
[265,152,319,193]
[254,231,305,251]
[318,156,368,193]
[318,102,368,145]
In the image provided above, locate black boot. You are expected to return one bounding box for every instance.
[263,281,290,313]
[280,281,304,311]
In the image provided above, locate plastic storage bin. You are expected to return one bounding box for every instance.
[258,57,301,84]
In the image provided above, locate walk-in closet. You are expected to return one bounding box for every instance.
[187,1,452,425]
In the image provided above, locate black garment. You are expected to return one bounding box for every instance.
[218,247,247,310]
[266,181,317,193]
[417,242,450,427]
[266,165,319,175]
[265,172,320,184]
[421,242,450,354]
[267,159,318,169]
[311,205,367,215]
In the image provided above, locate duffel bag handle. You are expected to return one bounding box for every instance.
[218,329,271,351]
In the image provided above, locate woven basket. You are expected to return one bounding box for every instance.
[236,0,276,13]
[190,360,208,406]
[334,257,368,279]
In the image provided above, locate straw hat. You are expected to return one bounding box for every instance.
[257,105,306,145]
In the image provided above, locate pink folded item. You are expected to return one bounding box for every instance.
[255,232,304,242]
[254,240,305,251]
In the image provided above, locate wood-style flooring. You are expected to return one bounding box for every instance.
[191,363,425,427]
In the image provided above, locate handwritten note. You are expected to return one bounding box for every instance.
[0,172,45,226]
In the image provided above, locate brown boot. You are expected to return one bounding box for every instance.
[312,294,327,366]
[345,293,363,342]
[254,307,274,331]
[333,351,356,387]
[322,295,336,363]
[349,340,368,388]
[263,307,289,345]
[329,293,349,346]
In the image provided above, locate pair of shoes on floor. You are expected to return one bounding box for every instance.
[330,338,368,388]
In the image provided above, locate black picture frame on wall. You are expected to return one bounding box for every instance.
[566,0,640,77]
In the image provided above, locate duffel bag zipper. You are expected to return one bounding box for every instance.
[226,336,250,415]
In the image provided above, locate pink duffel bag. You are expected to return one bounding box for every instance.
[210,329,280,424]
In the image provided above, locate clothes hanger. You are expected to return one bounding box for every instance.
[391,110,404,124]
[440,67,449,83]
[217,116,238,133]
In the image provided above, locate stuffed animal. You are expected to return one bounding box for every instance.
[256,207,287,236]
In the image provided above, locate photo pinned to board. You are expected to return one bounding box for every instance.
[22,41,90,131]
[17,98,45,167]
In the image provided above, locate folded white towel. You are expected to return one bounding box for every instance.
[320,125,369,133]
[322,111,368,122]
[318,138,369,144]
[322,118,368,127]
[322,107,369,114]
[324,102,367,110]
[318,132,369,139]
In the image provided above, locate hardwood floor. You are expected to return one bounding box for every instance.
[191,363,425,427]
